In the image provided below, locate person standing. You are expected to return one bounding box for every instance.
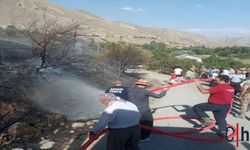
[170,72,177,84]
[230,69,244,95]
[174,67,183,77]
[105,80,128,100]
[89,93,141,150]
[185,65,196,80]
[127,79,168,141]
[193,75,234,137]
[235,76,250,119]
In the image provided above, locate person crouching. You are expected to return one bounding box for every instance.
[89,93,141,150]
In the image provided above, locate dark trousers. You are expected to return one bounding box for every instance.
[193,103,230,132]
[107,125,140,150]
[230,82,241,95]
[140,110,153,140]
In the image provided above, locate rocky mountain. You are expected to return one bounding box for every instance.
[0,0,225,47]
[220,36,250,47]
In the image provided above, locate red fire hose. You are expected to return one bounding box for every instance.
[80,79,235,150]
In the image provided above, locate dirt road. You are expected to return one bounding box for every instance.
[83,69,250,150]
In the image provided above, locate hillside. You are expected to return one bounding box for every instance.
[0,0,224,47]
[221,36,250,47]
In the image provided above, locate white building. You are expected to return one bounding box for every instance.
[176,54,202,63]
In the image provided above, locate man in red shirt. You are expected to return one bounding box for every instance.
[193,75,234,137]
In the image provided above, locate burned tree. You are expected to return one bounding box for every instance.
[27,19,82,71]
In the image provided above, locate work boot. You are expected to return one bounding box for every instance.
[234,114,246,119]
[217,131,226,138]
[140,137,150,142]
[201,117,214,127]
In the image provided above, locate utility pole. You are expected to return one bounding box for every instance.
[97,41,100,56]
[1,48,3,64]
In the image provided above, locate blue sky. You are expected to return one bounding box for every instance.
[48,0,250,38]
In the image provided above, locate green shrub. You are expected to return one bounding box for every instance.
[202,55,245,69]
[103,42,152,76]
[5,25,20,37]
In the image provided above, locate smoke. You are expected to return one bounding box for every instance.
[28,72,104,120]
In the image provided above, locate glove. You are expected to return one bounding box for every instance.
[88,131,99,140]
[89,130,95,135]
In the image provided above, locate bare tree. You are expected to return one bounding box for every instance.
[27,18,82,71]
[103,42,151,77]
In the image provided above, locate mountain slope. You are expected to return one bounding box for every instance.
[0,0,223,47]
[220,36,250,47]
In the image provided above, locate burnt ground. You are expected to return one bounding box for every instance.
[0,39,136,150]
[0,98,93,150]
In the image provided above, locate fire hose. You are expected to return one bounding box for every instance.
[80,79,235,150]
